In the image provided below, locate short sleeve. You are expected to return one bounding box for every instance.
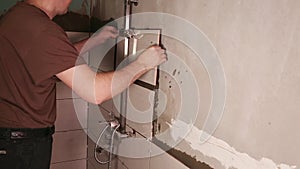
[25,24,86,84]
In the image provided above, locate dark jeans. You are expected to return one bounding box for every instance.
[0,130,53,169]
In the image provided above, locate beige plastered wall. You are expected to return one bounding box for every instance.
[97,0,300,168]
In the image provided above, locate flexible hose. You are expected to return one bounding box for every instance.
[94,123,120,169]
[94,124,110,164]
[108,124,120,169]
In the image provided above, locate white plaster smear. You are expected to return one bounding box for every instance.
[181,125,297,169]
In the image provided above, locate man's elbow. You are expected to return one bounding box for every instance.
[94,95,111,105]
[94,97,104,105]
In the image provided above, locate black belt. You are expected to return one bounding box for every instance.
[0,126,55,140]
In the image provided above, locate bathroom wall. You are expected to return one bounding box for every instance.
[51,1,90,169]
[50,33,90,169]
[2,0,299,169]
[0,0,19,17]
[51,80,88,169]
[90,0,300,169]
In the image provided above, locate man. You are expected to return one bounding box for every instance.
[0,0,167,168]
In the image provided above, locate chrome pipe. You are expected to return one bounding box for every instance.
[119,0,138,134]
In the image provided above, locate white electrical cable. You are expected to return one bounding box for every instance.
[94,122,121,167]
[94,124,110,164]
[108,124,120,169]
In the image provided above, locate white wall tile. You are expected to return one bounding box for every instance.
[51,130,87,163]
[50,159,86,169]
[56,82,79,99]
[125,84,154,138]
[87,137,127,169]
[56,99,87,131]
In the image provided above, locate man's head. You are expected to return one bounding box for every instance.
[53,0,72,15]
[25,0,72,19]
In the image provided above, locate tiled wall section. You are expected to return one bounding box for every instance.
[50,31,90,169]
[87,117,189,169]
[50,82,88,169]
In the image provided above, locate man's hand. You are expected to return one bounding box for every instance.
[93,26,119,44]
[136,45,167,71]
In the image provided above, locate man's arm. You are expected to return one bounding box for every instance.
[74,26,118,53]
[56,46,166,104]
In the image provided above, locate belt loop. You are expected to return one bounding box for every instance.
[49,126,55,135]
[0,128,11,141]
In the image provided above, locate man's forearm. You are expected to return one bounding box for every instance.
[56,45,166,105]
[94,60,150,104]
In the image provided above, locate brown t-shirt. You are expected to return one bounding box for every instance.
[0,2,85,128]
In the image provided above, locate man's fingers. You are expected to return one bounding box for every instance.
[100,26,119,39]
[161,52,168,62]
[103,25,117,31]
[101,26,118,34]
[109,31,118,39]
[151,45,168,62]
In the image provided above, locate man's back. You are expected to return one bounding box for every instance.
[0,2,80,128]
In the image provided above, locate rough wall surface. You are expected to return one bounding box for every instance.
[110,0,300,168]
[157,0,300,167]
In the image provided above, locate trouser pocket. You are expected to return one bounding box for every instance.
[0,138,49,169]
[0,139,22,169]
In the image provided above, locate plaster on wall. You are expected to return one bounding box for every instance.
[183,123,297,169]
[132,0,300,168]
[90,0,300,168]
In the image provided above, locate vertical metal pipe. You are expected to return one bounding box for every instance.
[152,30,162,137]
[119,0,132,134]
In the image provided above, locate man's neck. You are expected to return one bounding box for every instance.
[25,0,56,19]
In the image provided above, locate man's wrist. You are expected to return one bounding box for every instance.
[135,60,152,72]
